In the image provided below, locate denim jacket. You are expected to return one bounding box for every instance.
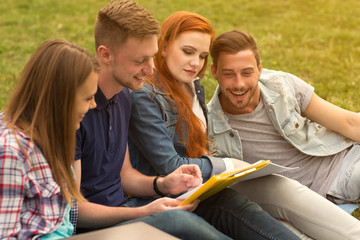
[128,78,226,181]
[207,68,354,160]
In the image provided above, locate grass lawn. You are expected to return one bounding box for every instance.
[1,0,360,111]
[0,0,359,219]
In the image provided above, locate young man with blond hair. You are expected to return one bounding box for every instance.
[73,1,231,239]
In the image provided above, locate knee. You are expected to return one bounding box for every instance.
[203,188,263,212]
[157,209,203,226]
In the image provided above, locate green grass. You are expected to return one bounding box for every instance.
[352,207,360,220]
[1,0,360,111]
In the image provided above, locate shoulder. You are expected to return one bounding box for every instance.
[260,69,306,86]
[260,68,313,96]
[131,82,168,105]
[0,122,37,172]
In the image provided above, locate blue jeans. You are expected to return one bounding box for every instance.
[118,209,231,240]
[194,188,300,240]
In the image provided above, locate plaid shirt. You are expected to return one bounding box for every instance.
[0,117,68,239]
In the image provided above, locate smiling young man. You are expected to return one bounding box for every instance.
[207,29,360,239]
[72,1,236,239]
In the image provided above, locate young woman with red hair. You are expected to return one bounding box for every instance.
[128,11,360,240]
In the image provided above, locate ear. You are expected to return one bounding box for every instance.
[97,45,112,65]
[258,60,263,75]
[211,63,218,81]
[161,42,167,58]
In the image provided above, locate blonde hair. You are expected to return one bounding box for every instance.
[94,0,159,52]
[4,39,100,204]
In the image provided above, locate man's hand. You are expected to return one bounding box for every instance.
[157,164,203,196]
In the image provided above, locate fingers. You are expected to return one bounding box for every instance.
[181,173,202,188]
[153,197,200,213]
[178,164,202,177]
[176,199,200,212]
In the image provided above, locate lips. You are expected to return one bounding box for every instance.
[184,69,196,76]
[134,76,145,81]
[230,89,248,96]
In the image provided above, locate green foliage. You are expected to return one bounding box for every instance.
[1,0,360,111]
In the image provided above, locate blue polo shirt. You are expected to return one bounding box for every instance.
[75,87,131,207]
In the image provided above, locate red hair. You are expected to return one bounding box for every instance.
[149,11,215,158]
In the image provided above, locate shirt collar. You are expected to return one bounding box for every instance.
[95,86,121,110]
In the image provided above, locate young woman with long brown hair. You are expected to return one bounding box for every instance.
[0,39,99,239]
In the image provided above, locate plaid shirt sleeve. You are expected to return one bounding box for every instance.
[0,127,27,239]
[0,123,68,239]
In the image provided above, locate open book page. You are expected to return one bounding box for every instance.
[238,162,297,182]
[177,160,280,205]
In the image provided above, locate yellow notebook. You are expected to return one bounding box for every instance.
[178,160,271,206]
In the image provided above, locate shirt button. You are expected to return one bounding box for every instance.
[229,132,234,137]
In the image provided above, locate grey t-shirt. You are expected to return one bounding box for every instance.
[225,76,348,198]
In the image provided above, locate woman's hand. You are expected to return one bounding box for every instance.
[144,197,200,215]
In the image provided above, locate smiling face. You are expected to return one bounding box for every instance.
[75,71,98,129]
[211,49,262,115]
[111,35,158,91]
[163,31,211,84]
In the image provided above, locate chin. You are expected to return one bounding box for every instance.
[75,120,81,130]
[132,83,144,91]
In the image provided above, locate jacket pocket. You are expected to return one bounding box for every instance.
[281,113,307,144]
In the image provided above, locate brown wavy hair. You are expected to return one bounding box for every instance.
[4,39,100,204]
[149,11,215,158]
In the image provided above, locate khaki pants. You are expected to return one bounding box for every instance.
[231,174,360,240]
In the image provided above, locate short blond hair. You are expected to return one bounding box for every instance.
[94,0,159,51]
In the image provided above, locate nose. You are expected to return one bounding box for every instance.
[233,74,246,89]
[190,56,200,68]
[143,58,155,76]
[89,98,97,110]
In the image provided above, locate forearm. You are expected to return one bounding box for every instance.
[77,201,149,228]
[341,112,360,142]
[304,93,360,142]
[122,172,171,198]
[120,156,158,197]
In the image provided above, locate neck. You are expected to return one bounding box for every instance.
[98,72,123,100]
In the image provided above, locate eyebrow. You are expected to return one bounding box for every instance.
[242,67,255,71]
[182,45,196,49]
[221,69,235,72]
[183,45,208,53]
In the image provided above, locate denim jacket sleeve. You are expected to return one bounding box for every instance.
[128,85,226,181]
